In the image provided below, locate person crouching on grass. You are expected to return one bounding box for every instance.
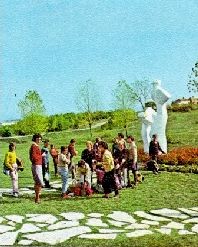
[29,134,44,203]
[58,146,71,199]
[98,141,119,199]
[4,142,20,197]
[77,160,92,197]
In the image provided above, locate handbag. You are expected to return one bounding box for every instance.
[16,158,24,171]
[3,162,10,175]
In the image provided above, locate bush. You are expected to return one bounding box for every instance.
[72,122,79,129]
[17,130,26,136]
[101,118,114,130]
[137,148,150,163]
[170,104,192,112]
[1,129,12,137]
[158,147,198,165]
[167,135,181,144]
[191,104,198,110]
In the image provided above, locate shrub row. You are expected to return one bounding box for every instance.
[140,164,198,174]
[138,147,198,166]
[168,104,198,112]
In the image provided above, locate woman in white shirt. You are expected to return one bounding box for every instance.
[58,146,71,199]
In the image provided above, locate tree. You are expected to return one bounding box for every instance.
[113,109,136,135]
[48,115,58,132]
[16,114,48,134]
[188,61,198,93]
[124,79,152,111]
[18,90,45,117]
[113,80,136,135]
[75,79,100,137]
[17,90,47,134]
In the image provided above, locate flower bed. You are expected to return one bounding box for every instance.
[138,147,198,166]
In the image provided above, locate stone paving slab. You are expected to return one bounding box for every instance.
[79,233,117,239]
[150,208,188,219]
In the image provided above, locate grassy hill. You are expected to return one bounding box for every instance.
[0,109,197,188]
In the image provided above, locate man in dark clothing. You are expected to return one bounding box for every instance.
[81,142,96,171]
[149,134,165,161]
[81,141,96,185]
[68,139,78,162]
[68,139,78,179]
[148,134,165,174]
[113,142,128,187]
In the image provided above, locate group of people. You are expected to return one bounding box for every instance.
[3,132,164,203]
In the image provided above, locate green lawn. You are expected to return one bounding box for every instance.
[0,110,198,246]
[0,172,198,246]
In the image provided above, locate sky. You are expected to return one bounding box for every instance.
[0,0,198,121]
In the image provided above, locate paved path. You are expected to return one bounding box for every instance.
[0,120,108,140]
[0,207,197,245]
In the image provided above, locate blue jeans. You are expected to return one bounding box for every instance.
[58,167,68,193]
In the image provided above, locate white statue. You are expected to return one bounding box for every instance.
[138,106,156,153]
[150,80,171,153]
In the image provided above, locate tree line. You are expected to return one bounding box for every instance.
[1,79,153,137]
[2,64,197,138]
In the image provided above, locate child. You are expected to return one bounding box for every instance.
[93,137,102,161]
[95,166,105,193]
[41,139,50,188]
[58,146,71,199]
[4,143,19,197]
[68,139,78,179]
[50,144,59,177]
[77,160,92,196]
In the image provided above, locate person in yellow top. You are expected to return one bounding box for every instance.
[98,141,119,198]
[4,142,19,197]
